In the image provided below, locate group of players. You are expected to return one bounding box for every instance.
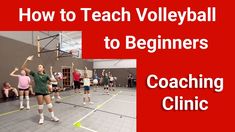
[72,62,116,96]
[5,55,117,124]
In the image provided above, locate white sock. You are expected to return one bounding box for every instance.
[19,96,23,107]
[20,101,23,107]
[40,113,44,119]
[25,96,30,107]
[50,111,55,118]
[26,101,29,107]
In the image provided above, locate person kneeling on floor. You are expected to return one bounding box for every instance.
[2,82,19,100]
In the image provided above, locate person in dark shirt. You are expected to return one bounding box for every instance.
[128,74,133,88]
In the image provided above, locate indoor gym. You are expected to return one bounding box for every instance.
[0,31,136,132]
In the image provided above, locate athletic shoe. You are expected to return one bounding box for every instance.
[51,116,59,122]
[89,102,94,104]
[20,106,24,110]
[83,102,86,105]
[57,96,62,99]
[39,118,44,124]
[51,96,55,99]
[26,106,30,110]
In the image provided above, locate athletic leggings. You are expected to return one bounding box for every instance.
[74,81,80,89]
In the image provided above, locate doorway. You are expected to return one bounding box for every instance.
[62,68,71,87]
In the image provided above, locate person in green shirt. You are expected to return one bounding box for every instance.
[102,70,109,95]
[21,56,59,125]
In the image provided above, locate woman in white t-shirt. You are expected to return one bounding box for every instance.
[83,67,93,105]
[109,74,115,91]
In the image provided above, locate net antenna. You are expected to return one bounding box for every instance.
[36,32,81,60]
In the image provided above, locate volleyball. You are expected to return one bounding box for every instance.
[54,72,63,79]
[93,79,98,85]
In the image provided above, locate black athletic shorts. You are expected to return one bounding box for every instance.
[35,93,49,96]
[19,88,29,91]
[52,84,59,92]
[52,84,58,88]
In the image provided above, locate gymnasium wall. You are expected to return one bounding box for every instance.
[0,31,59,50]
[93,59,136,69]
[0,36,92,98]
[94,68,136,87]
[93,59,136,87]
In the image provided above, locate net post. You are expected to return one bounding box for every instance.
[37,36,40,57]
[57,33,62,61]
[57,42,59,61]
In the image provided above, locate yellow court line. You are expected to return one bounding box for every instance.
[0,104,38,117]
[0,94,77,117]
[0,109,21,117]
[73,91,122,127]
